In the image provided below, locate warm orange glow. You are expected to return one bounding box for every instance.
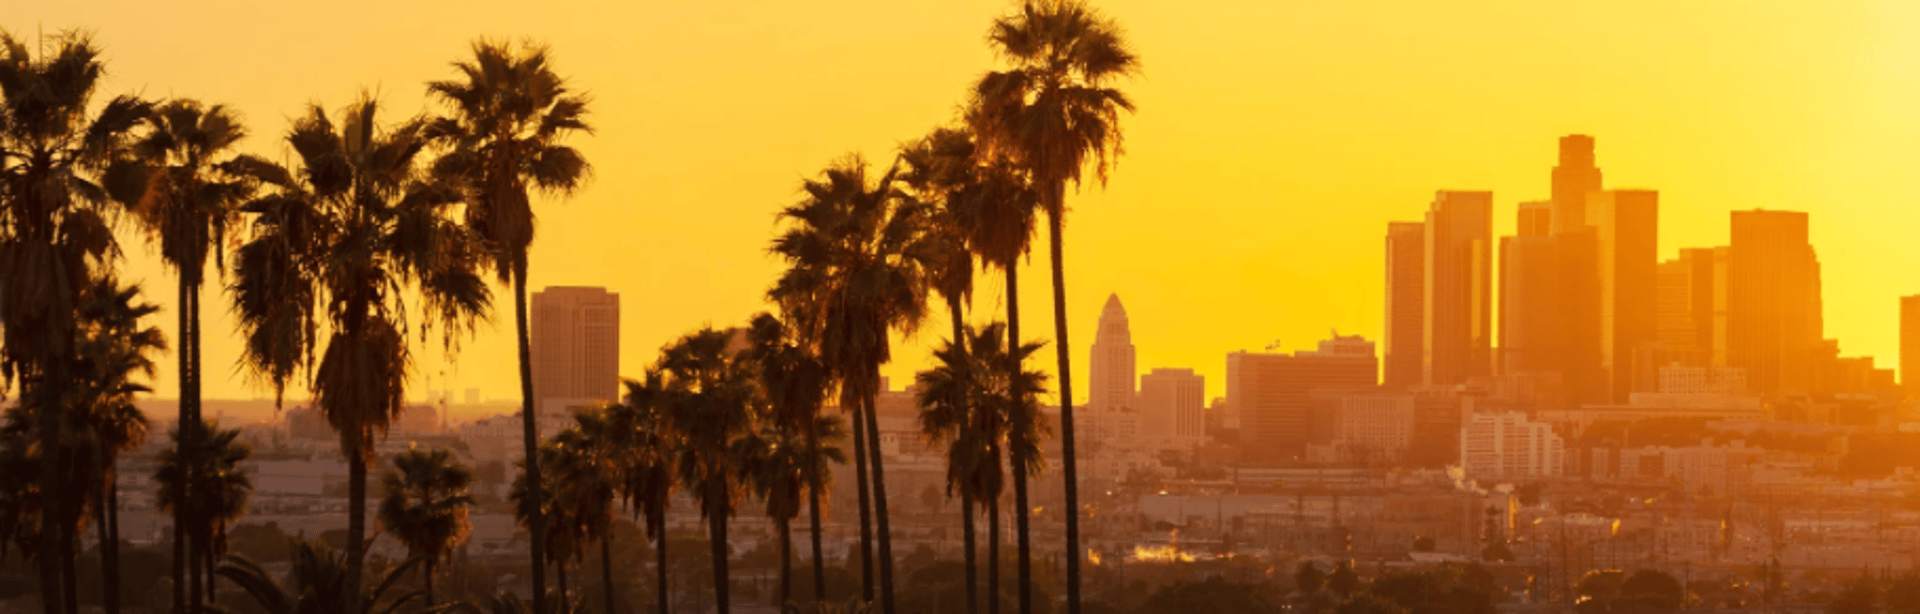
[12,1,1918,413]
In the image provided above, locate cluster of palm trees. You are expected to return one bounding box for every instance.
[0,1,1134,613]
[0,31,588,614]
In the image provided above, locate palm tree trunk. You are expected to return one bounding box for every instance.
[1046,196,1084,614]
[849,403,873,603]
[807,428,827,602]
[513,262,550,614]
[962,489,979,614]
[600,534,614,614]
[204,537,216,602]
[38,368,67,614]
[61,516,78,614]
[345,450,367,614]
[708,492,730,614]
[1004,264,1031,614]
[557,562,569,607]
[188,524,202,614]
[863,393,896,614]
[425,558,437,608]
[104,462,122,614]
[96,450,119,614]
[986,489,1001,614]
[778,515,793,607]
[170,524,184,614]
[654,514,669,614]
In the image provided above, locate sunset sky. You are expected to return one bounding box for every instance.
[11,1,1920,416]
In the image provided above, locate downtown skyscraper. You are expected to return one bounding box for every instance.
[1726,210,1823,396]
[1421,190,1493,388]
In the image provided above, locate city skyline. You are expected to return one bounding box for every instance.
[18,1,1920,410]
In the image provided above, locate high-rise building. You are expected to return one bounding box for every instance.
[1516,200,1553,238]
[1384,221,1426,389]
[1227,335,1377,465]
[1500,233,1561,378]
[532,286,621,406]
[1726,211,1822,396]
[1904,296,1920,398]
[1656,248,1718,354]
[1423,191,1493,387]
[1591,189,1659,402]
[1139,368,1205,452]
[1551,135,1604,235]
[1090,294,1137,412]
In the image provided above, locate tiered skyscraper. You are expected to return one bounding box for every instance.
[532,286,621,407]
[1089,294,1138,413]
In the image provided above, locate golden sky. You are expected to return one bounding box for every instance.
[12,1,1920,415]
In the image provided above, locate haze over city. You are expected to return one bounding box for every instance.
[15,1,1920,414]
[9,3,1920,614]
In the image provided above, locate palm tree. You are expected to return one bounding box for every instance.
[915,328,988,614]
[103,97,251,614]
[0,30,150,614]
[377,445,474,607]
[769,155,930,614]
[217,540,425,614]
[658,326,761,614]
[745,410,846,607]
[153,418,253,604]
[68,274,163,614]
[0,275,162,614]
[744,312,840,602]
[229,96,492,614]
[510,438,591,606]
[425,41,592,613]
[554,407,621,614]
[970,4,1139,611]
[911,127,1038,612]
[609,372,677,614]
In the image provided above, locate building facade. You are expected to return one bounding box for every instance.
[531,286,621,405]
[1423,191,1494,388]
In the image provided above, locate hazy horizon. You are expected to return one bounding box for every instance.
[12,0,1918,406]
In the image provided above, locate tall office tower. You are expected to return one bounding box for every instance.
[1139,368,1205,451]
[1551,135,1603,235]
[1384,221,1426,389]
[1727,210,1822,396]
[1501,201,1562,378]
[1423,191,1493,388]
[1905,296,1920,398]
[1227,335,1377,465]
[1546,136,1607,404]
[532,286,621,405]
[1656,248,1718,354]
[1591,189,1659,402]
[1090,294,1138,412]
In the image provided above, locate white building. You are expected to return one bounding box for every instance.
[1085,294,1149,479]
[1460,411,1563,480]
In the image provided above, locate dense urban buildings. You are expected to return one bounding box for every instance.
[530,286,622,407]
[1227,335,1378,465]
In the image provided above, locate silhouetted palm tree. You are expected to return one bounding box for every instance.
[69,274,163,614]
[0,276,161,614]
[744,312,840,602]
[378,445,474,607]
[745,410,846,608]
[609,372,677,614]
[104,97,252,614]
[655,326,761,614]
[971,4,1139,611]
[425,41,592,612]
[912,126,1038,612]
[916,328,988,614]
[769,155,929,614]
[229,96,492,614]
[153,418,253,603]
[555,407,621,614]
[0,30,150,614]
[217,540,425,614]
